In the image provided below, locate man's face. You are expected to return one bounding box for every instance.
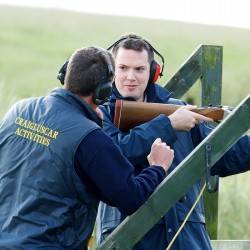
[114,48,150,102]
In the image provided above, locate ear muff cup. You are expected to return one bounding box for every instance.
[149,60,161,84]
[91,47,114,105]
[92,80,113,105]
[57,60,69,85]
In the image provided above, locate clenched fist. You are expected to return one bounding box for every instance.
[147,138,174,172]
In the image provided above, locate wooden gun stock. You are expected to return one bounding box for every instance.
[114,100,226,132]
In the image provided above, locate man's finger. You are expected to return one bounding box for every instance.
[193,113,214,122]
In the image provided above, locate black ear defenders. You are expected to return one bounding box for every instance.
[57,60,68,85]
[107,35,165,84]
[92,47,114,105]
[57,47,114,105]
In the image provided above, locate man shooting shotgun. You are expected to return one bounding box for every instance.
[96,33,250,250]
[114,100,234,132]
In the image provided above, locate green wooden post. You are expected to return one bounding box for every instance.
[200,45,223,239]
[200,45,222,105]
[98,95,250,250]
[164,44,223,239]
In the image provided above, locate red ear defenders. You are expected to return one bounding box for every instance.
[149,60,162,84]
[107,35,165,84]
[57,47,114,105]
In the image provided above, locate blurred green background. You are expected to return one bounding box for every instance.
[0,5,249,240]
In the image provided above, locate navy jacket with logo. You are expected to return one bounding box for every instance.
[0,87,167,249]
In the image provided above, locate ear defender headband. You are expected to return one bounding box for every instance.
[57,47,114,105]
[107,35,165,84]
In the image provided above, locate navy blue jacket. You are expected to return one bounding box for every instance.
[0,88,167,250]
[97,83,250,250]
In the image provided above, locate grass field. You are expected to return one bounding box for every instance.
[0,5,249,240]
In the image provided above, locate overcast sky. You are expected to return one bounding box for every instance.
[1,0,250,29]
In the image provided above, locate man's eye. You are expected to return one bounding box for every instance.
[137,68,145,72]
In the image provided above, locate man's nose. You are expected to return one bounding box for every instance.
[127,69,136,80]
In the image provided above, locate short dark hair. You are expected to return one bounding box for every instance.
[110,33,154,64]
[64,46,114,96]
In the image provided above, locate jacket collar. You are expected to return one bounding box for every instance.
[50,88,102,127]
[109,83,172,104]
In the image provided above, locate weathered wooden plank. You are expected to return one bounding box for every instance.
[201,45,223,239]
[164,44,223,239]
[163,44,203,98]
[201,45,223,106]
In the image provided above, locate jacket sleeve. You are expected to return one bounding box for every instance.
[211,134,250,177]
[100,106,177,165]
[75,129,167,215]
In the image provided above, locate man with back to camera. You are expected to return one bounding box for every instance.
[0,46,175,249]
[96,33,250,249]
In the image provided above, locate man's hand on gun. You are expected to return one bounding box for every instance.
[147,138,174,173]
[168,105,214,131]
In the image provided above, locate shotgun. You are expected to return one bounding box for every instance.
[114,100,233,132]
